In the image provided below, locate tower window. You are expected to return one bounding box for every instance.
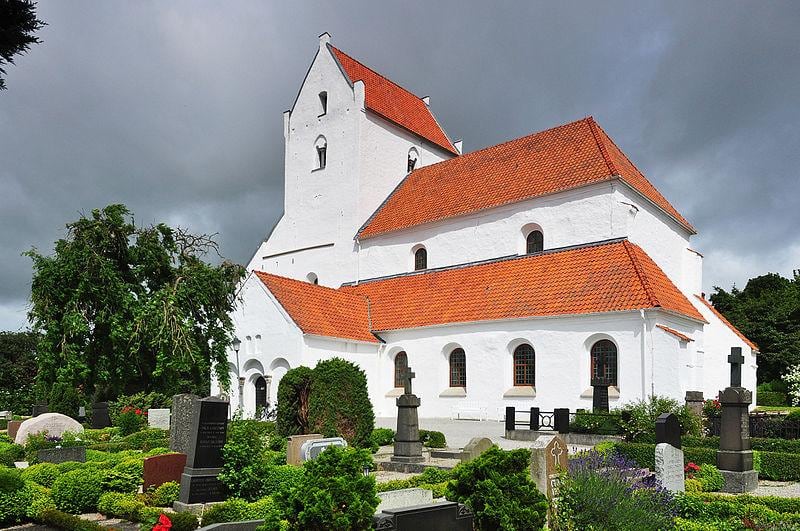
[526,230,543,254]
[407,148,419,173]
[318,91,327,115]
[414,246,427,271]
[314,136,327,170]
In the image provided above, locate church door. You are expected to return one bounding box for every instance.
[255,376,268,414]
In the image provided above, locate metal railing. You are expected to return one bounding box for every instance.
[505,406,570,433]
[707,412,800,439]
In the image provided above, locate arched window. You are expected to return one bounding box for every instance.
[414,247,427,271]
[318,91,328,115]
[513,344,535,386]
[407,148,419,173]
[591,339,618,386]
[254,376,268,413]
[449,348,466,387]
[314,136,327,169]
[526,230,543,254]
[394,351,408,388]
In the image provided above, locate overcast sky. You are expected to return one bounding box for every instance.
[1,1,799,331]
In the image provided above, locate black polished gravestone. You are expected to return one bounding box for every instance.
[374,501,473,531]
[177,396,229,506]
[91,402,112,429]
[591,378,610,413]
[656,413,682,449]
[717,347,758,493]
[32,403,48,416]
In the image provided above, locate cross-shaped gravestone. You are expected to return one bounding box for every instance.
[728,347,744,387]
[402,366,416,395]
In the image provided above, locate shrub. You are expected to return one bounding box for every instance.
[0,442,25,466]
[51,469,104,514]
[371,427,395,447]
[97,491,143,520]
[47,381,85,419]
[556,450,677,531]
[419,430,447,449]
[57,461,85,473]
[696,464,724,492]
[409,467,452,485]
[757,391,788,406]
[261,465,304,493]
[37,508,106,531]
[21,462,61,487]
[121,428,169,450]
[618,395,702,442]
[570,411,623,435]
[376,479,412,492]
[307,358,375,448]
[25,482,56,520]
[219,418,273,501]
[758,450,800,481]
[685,478,703,492]
[276,366,313,438]
[445,447,547,531]
[148,481,180,507]
[0,468,24,494]
[163,511,199,531]
[108,392,170,425]
[274,445,379,530]
[0,469,30,526]
[116,406,147,436]
[202,498,251,525]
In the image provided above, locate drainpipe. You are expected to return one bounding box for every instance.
[640,310,647,400]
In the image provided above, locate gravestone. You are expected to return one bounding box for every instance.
[591,380,610,413]
[148,408,171,430]
[655,413,685,492]
[461,437,493,463]
[376,487,433,513]
[177,396,229,506]
[299,437,347,462]
[7,420,22,441]
[91,402,112,429]
[15,413,83,445]
[32,404,48,416]
[373,501,473,531]
[685,391,704,419]
[0,411,11,420]
[38,446,86,464]
[530,433,568,498]
[286,433,324,466]
[143,452,187,491]
[717,347,758,492]
[392,366,423,464]
[170,394,199,454]
[656,413,681,449]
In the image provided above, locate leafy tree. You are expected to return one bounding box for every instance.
[0,331,39,412]
[711,271,800,382]
[26,204,245,402]
[276,366,313,438]
[0,0,46,90]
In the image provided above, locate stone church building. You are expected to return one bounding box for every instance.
[211,33,758,419]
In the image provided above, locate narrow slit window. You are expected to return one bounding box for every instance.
[319,91,327,115]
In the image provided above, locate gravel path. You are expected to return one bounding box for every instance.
[752,480,800,498]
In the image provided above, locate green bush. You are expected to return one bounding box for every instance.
[276,366,314,438]
[21,462,61,487]
[675,492,800,529]
[0,469,30,526]
[274,445,379,530]
[308,358,375,448]
[261,465,304,493]
[97,491,143,520]
[618,395,702,442]
[148,481,180,507]
[371,427,395,447]
[683,434,800,454]
[696,464,724,492]
[757,391,788,406]
[376,478,412,492]
[116,407,147,436]
[47,381,85,419]
[108,392,170,425]
[409,467,452,485]
[758,450,800,481]
[160,511,199,531]
[419,429,447,448]
[202,498,252,525]
[0,442,25,466]
[51,469,104,514]
[219,418,273,501]
[57,461,86,473]
[37,508,107,531]
[570,411,623,435]
[685,478,703,493]
[0,468,24,494]
[25,482,56,520]
[445,447,547,531]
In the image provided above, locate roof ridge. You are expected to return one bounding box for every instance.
[622,241,660,308]
[330,45,424,103]
[254,270,367,300]
[587,117,619,177]
[345,237,628,286]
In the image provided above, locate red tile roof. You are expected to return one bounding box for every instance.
[253,271,379,343]
[329,46,458,155]
[357,117,694,239]
[656,324,694,342]
[694,295,759,352]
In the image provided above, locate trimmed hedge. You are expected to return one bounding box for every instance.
[276,366,313,438]
[0,442,24,467]
[757,391,788,406]
[683,435,800,454]
[51,469,105,514]
[37,508,107,531]
[419,430,447,449]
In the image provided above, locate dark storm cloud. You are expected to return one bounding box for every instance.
[1,1,798,329]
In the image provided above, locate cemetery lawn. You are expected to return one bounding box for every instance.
[755,406,800,413]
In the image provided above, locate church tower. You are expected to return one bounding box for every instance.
[248,33,458,287]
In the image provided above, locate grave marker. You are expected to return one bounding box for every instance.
[144,452,187,491]
[7,420,22,441]
[299,437,347,462]
[14,413,83,445]
[655,413,685,493]
[148,408,171,430]
[177,396,229,506]
[170,394,199,454]
[286,433,324,466]
[461,437,493,463]
[32,403,48,416]
[38,446,86,464]
[91,402,111,429]
[373,501,473,531]
[530,433,568,498]
[392,365,423,464]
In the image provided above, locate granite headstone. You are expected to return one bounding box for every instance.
[178,396,229,505]
[144,452,187,491]
[32,404,48,416]
[38,446,86,464]
[91,402,112,429]
[461,437,493,463]
[655,443,685,492]
[170,394,199,454]
[656,413,681,449]
[392,366,423,464]
[299,437,347,462]
[148,408,171,430]
[530,433,568,498]
[373,501,473,531]
[15,413,83,445]
[7,420,22,442]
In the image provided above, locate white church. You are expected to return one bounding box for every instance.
[212,33,758,420]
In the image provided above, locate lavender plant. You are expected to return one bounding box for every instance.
[553,450,677,530]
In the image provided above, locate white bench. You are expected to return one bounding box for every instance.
[450,402,489,421]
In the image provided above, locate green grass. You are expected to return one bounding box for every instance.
[754,406,800,413]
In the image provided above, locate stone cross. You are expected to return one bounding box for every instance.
[402,366,416,395]
[728,347,744,387]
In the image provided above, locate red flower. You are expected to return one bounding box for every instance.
[684,462,700,478]
[153,513,172,531]
[135,408,142,415]
[122,406,132,413]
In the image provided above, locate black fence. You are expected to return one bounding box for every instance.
[505,406,570,433]
[707,412,800,440]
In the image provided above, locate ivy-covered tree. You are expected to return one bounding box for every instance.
[0,0,46,90]
[26,204,245,402]
[0,331,39,412]
[711,271,800,382]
